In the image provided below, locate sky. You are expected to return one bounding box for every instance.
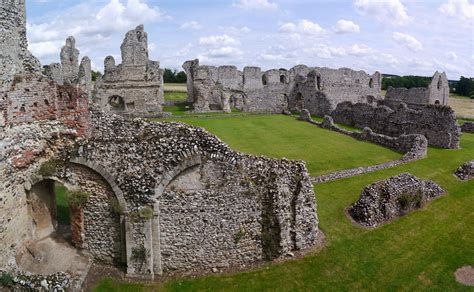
[25,0,474,79]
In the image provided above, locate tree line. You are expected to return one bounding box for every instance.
[454,76,474,98]
[163,68,187,83]
[381,75,432,90]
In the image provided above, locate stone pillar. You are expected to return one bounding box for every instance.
[79,56,92,98]
[60,36,79,85]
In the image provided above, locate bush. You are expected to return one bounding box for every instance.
[38,160,61,177]
[397,190,423,211]
[67,189,90,208]
[0,272,14,287]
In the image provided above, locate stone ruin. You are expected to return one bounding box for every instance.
[44,36,93,98]
[454,160,474,181]
[183,59,381,114]
[95,25,164,117]
[348,173,445,227]
[330,102,461,149]
[0,0,320,283]
[461,122,474,133]
[384,72,450,108]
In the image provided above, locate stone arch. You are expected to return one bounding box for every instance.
[296,92,304,112]
[26,177,71,241]
[70,157,128,213]
[108,95,125,111]
[151,154,203,275]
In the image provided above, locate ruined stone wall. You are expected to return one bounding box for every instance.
[77,111,318,276]
[95,25,164,117]
[184,60,380,115]
[295,68,381,116]
[331,102,461,149]
[0,0,41,91]
[384,71,450,108]
[4,75,89,136]
[44,37,92,98]
[461,122,474,133]
[67,164,122,263]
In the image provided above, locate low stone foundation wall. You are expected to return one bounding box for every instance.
[454,160,474,181]
[461,122,474,133]
[298,111,428,184]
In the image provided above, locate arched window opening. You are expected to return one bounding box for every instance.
[437,77,442,90]
[435,100,440,105]
[317,76,322,90]
[369,78,374,89]
[108,95,125,111]
[262,74,267,86]
[280,75,286,84]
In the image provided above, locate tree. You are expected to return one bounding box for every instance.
[163,68,187,83]
[455,76,474,97]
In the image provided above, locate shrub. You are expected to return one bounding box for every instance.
[67,189,90,208]
[110,197,124,215]
[397,189,423,211]
[0,272,14,287]
[38,160,61,177]
[234,227,246,244]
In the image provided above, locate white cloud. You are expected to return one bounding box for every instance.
[354,0,411,26]
[199,34,239,46]
[439,0,474,21]
[181,21,202,30]
[233,0,278,11]
[446,51,458,60]
[310,44,347,59]
[334,19,360,33]
[29,40,63,59]
[392,32,423,52]
[280,20,324,35]
[207,46,243,58]
[348,44,374,56]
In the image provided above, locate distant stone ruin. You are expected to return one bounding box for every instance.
[183,59,381,114]
[461,122,474,133]
[95,25,164,117]
[44,36,92,98]
[384,72,450,108]
[330,102,461,149]
[348,173,445,227]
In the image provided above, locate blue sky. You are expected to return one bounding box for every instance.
[26,0,473,79]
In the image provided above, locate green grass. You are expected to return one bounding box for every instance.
[95,132,474,291]
[157,115,401,176]
[164,91,187,102]
[55,183,70,225]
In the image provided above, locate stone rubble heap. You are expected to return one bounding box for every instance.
[0,270,70,291]
[454,160,474,181]
[461,122,474,133]
[348,173,445,227]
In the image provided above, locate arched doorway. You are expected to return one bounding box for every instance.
[295,92,304,112]
[27,179,73,241]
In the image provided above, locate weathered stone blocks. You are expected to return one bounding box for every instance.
[348,173,445,227]
[454,160,474,181]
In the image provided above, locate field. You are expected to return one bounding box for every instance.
[163,83,187,93]
[449,96,474,119]
[95,115,474,291]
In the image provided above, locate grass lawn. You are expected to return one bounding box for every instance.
[95,131,474,291]
[55,183,70,225]
[157,115,401,177]
[164,92,187,102]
